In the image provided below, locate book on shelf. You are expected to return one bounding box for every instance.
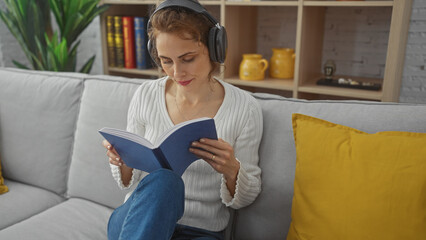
[134,17,152,70]
[107,15,153,71]
[106,16,116,67]
[123,16,136,69]
[114,16,125,68]
[99,118,217,176]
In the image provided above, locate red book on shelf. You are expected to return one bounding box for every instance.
[122,16,136,69]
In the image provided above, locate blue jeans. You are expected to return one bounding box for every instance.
[108,169,224,240]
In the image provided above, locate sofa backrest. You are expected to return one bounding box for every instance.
[0,68,147,208]
[66,75,143,208]
[0,68,84,195]
[233,93,426,239]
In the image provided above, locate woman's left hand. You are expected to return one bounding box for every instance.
[190,138,240,196]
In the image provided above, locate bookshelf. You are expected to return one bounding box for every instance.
[99,0,412,102]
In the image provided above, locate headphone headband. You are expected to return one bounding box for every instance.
[148,0,227,64]
[152,0,219,25]
[156,0,204,12]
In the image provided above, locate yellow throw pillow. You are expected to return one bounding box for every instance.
[0,156,8,194]
[287,113,426,240]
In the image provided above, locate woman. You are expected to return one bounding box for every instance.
[103,0,263,239]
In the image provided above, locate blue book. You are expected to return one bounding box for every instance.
[134,17,151,69]
[99,118,217,176]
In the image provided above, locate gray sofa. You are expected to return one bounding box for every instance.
[1,67,425,239]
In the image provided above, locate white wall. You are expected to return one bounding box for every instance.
[399,0,426,103]
[256,1,426,103]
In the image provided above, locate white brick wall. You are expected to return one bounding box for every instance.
[255,1,426,103]
[0,1,425,102]
[399,0,426,103]
[321,7,391,78]
[257,6,391,78]
[257,6,298,61]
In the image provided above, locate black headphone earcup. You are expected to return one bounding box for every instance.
[208,27,218,63]
[147,39,152,59]
[147,39,159,67]
[215,26,227,64]
[208,26,227,63]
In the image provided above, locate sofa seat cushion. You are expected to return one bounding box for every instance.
[287,114,426,240]
[0,198,113,239]
[0,180,64,230]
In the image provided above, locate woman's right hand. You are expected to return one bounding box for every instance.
[102,140,124,166]
[103,140,133,187]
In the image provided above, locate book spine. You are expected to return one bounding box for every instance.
[153,148,172,170]
[106,16,116,67]
[122,16,136,69]
[134,17,149,69]
[114,16,124,68]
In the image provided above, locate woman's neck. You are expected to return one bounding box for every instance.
[165,77,225,123]
[173,79,216,105]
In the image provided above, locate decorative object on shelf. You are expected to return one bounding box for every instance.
[239,54,268,81]
[317,77,382,91]
[318,59,381,91]
[323,59,336,80]
[0,0,108,73]
[269,48,296,79]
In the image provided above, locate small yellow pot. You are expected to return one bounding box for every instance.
[269,48,296,79]
[239,54,268,81]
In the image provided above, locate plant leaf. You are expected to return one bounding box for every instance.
[79,55,96,73]
[66,40,81,72]
[0,0,106,72]
[49,0,63,32]
[12,60,30,69]
[35,36,47,69]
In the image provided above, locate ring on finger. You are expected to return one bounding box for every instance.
[211,154,216,161]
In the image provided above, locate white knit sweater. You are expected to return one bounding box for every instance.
[110,77,263,231]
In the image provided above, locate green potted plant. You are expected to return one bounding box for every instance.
[0,0,108,73]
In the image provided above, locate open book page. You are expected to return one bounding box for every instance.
[98,130,161,172]
[100,127,154,148]
[158,118,217,176]
[153,117,212,146]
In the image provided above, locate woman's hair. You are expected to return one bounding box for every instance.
[148,6,220,79]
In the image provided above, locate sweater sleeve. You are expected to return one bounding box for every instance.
[110,84,145,189]
[220,98,263,209]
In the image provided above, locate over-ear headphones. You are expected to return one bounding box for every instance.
[147,0,227,64]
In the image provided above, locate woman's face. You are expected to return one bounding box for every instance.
[156,32,212,89]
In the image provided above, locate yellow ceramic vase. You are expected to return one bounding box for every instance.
[270,48,296,79]
[239,54,268,81]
